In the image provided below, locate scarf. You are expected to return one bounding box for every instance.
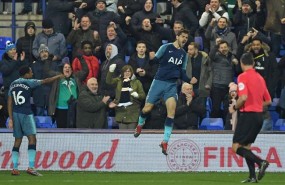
[215,27,228,36]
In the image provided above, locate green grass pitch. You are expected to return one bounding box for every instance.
[0,171,284,185]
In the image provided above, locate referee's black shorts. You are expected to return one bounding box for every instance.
[233,112,263,145]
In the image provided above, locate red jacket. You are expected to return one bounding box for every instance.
[72,55,100,83]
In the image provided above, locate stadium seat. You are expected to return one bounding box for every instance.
[199,118,224,130]
[5,116,56,128]
[269,110,280,125]
[125,55,130,64]
[273,119,285,131]
[34,116,56,128]
[0,49,5,59]
[0,36,13,49]
[194,36,203,50]
[280,44,285,57]
[0,73,3,86]
[268,98,279,111]
[5,117,9,128]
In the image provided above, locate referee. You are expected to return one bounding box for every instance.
[229,53,271,183]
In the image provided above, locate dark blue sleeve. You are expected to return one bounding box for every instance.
[181,69,190,82]
[155,44,170,59]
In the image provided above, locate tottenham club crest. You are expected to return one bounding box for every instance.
[167,139,201,171]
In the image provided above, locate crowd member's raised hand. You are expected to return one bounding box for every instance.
[13,51,25,61]
[232,58,239,65]
[205,4,211,13]
[209,18,216,27]
[190,77,198,85]
[125,16,131,25]
[255,0,261,11]
[281,18,285,24]
[109,22,117,29]
[118,6,125,14]
[79,2,87,9]
[136,68,146,77]
[109,64,117,72]
[149,52,155,60]
[68,12,76,21]
[215,37,222,45]
[237,0,242,9]
[245,27,258,40]
[240,27,258,44]
[73,18,80,30]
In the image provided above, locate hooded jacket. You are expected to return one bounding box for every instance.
[241,42,279,98]
[99,44,125,98]
[130,4,160,31]
[16,21,36,65]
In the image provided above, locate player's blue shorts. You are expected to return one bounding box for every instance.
[13,112,36,138]
[146,79,178,104]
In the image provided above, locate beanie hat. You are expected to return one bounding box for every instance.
[96,0,107,5]
[38,44,49,53]
[42,19,54,29]
[229,82,238,93]
[25,21,36,30]
[5,41,16,53]
[242,0,252,6]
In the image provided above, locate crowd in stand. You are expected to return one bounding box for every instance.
[0,0,285,130]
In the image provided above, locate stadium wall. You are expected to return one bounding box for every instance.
[0,129,284,172]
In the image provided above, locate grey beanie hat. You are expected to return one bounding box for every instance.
[38,44,49,53]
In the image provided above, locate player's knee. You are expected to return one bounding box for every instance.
[27,135,37,145]
[14,138,22,147]
[142,105,153,113]
[142,107,151,113]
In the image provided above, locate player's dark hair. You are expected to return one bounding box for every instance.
[19,65,31,77]
[177,29,189,36]
[240,52,254,66]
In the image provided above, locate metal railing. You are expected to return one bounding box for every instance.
[0,0,46,41]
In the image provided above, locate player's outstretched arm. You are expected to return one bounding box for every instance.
[41,74,64,85]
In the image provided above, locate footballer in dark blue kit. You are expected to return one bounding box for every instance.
[134,29,190,155]
[8,66,62,176]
